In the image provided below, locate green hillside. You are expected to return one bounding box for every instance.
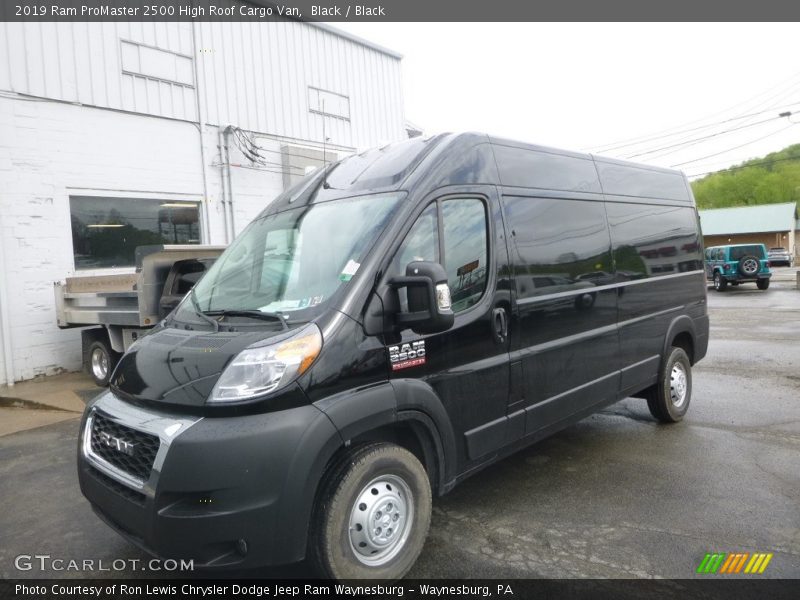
[690,143,800,210]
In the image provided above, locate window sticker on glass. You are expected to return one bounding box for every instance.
[259,299,302,312]
[339,259,361,282]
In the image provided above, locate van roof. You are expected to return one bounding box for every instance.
[261,133,695,217]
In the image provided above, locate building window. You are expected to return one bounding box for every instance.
[70,196,201,269]
[308,86,350,120]
[120,40,194,87]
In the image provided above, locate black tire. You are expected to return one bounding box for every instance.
[645,346,692,423]
[713,272,727,292]
[309,443,432,580]
[757,278,770,290]
[87,339,120,387]
[737,255,760,277]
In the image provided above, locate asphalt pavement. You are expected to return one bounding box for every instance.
[1,269,798,580]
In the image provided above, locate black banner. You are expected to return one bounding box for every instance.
[2,579,800,600]
[2,0,800,22]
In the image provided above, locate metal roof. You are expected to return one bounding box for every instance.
[698,202,798,235]
[310,23,404,59]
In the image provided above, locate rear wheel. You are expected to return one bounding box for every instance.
[309,443,432,580]
[757,278,770,290]
[87,339,120,387]
[646,346,692,423]
[713,272,727,292]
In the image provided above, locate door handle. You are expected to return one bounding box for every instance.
[492,307,508,343]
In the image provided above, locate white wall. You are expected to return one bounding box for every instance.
[0,97,206,382]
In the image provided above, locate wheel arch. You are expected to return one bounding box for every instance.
[663,315,697,365]
[290,380,456,563]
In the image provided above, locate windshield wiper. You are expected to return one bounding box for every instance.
[190,287,220,332]
[203,309,289,331]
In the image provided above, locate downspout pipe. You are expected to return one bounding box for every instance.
[217,128,231,244]
[190,20,213,245]
[221,126,237,240]
[0,213,15,386]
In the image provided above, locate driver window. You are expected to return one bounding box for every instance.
[390,204,439,311]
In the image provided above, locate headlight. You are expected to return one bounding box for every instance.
[209,323,322,403]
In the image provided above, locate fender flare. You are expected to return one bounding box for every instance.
[662,314,696,362]
[279,380,456,563]
[313,380,457,495]
[391,378,457,493]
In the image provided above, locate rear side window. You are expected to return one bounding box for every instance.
[606,203,702,277]
[390,198,489,313]
[501,197,612,298]
[729,245,766,260]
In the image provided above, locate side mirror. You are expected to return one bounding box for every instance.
[389,261,455,334]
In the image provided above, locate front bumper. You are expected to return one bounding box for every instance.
[78,391,340,568]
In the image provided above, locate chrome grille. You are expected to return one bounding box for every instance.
[90,413,160,482]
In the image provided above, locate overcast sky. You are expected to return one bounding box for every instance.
[334,23,800,179]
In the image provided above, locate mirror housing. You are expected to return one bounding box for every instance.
[389,261,455,334]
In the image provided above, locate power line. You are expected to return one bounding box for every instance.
[623,114,788,160]
[231,126,338,165]
[592,101,800,156]
[584,71,800,153]
[671,123,796,168]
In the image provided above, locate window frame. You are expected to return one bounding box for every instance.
[386,194,492,317]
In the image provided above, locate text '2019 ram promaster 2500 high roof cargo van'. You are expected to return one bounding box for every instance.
[78,133,709,579]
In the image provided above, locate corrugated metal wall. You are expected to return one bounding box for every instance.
[0,21,405,148]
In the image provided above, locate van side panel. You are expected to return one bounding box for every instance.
[594,160,692,203]
[604,201,705,392]
[500,193,620,434]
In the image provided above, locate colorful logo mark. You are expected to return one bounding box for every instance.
[697,552,773,574]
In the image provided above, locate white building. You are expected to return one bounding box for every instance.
[0,20,406,385]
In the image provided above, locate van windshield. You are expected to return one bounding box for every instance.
[175,193,403,326]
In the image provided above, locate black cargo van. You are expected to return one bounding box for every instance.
[78,133,709,579]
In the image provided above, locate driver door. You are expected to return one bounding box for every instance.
[385,188,513,472]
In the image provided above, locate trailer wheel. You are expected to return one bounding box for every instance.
[87,339,120,387]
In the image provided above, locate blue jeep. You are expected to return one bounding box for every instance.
[705,244,772,291]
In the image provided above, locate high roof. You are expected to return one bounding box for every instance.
[699,202,798,235]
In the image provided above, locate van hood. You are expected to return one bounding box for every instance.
[109,326,291,406]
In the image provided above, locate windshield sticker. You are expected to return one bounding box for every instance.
[310,295,324,306]
[339,259,361,282]
[260,299,301,312]
[389,341,426,371]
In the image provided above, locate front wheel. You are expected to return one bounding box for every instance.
[713,272,727,292]
[645,346,692,423]
[757,278,770,290]
[309,443,432,580]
